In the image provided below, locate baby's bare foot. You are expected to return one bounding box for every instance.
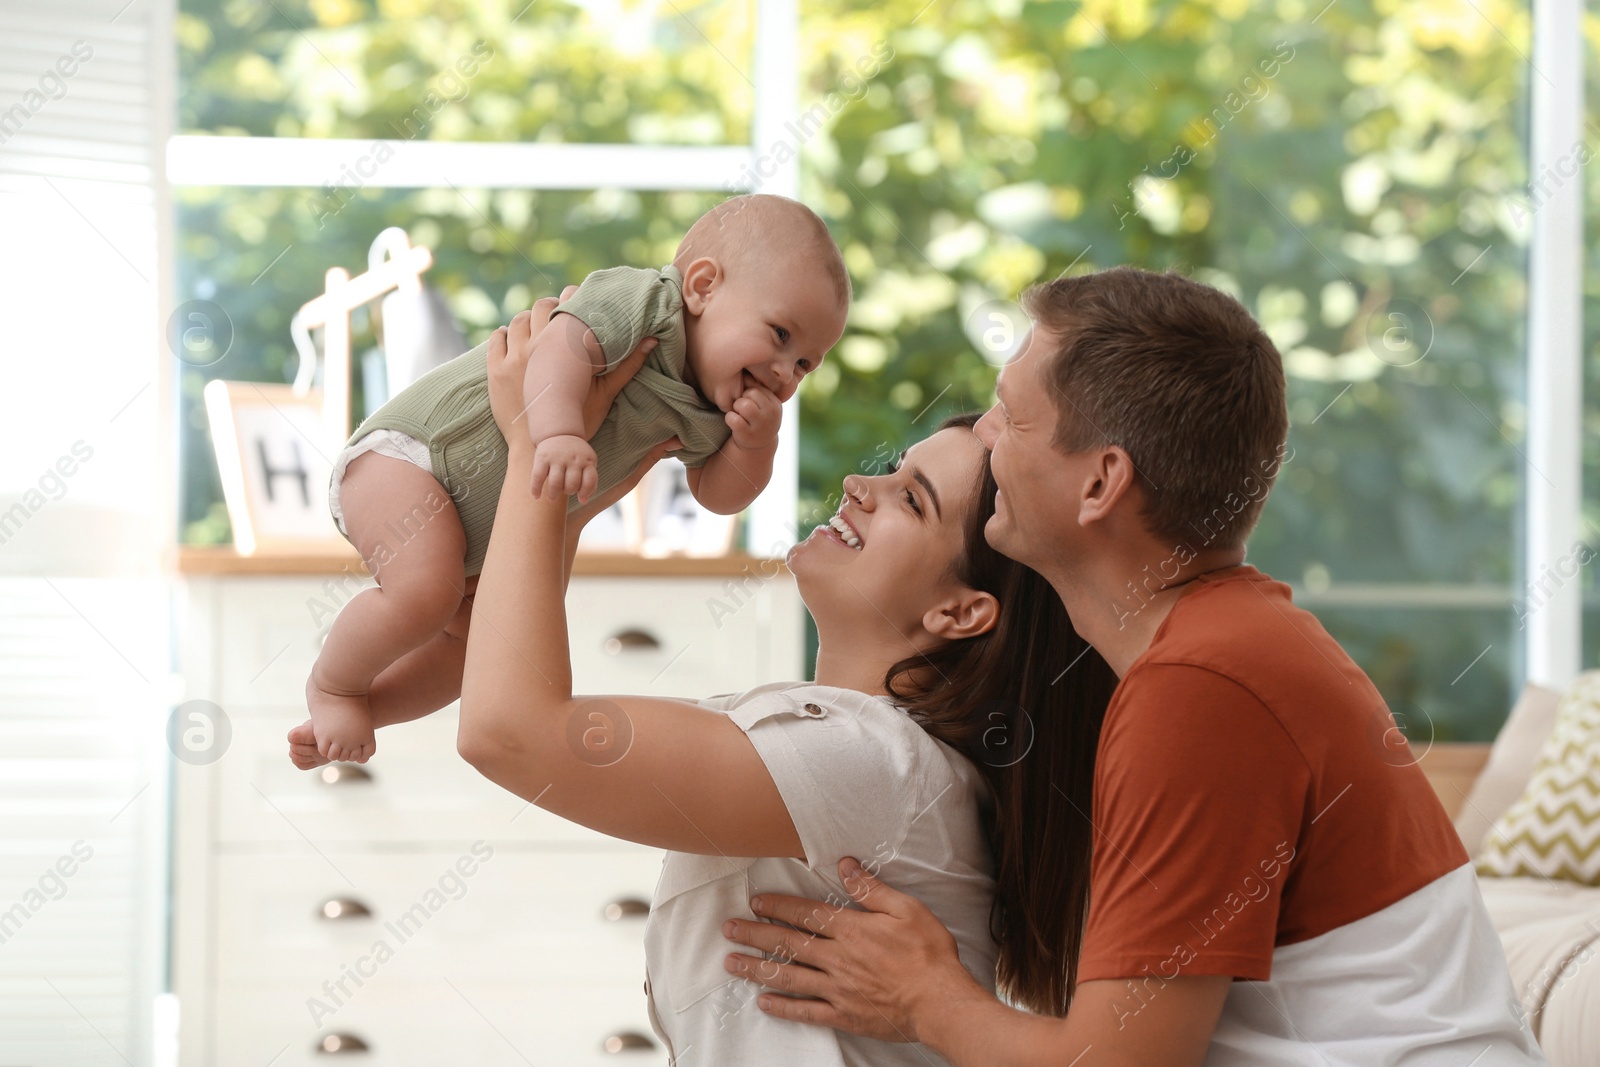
[306,678,377,764]
[287,717,329,771]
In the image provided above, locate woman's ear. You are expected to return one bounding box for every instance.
[680,256,721,315]
[922,587,999,642]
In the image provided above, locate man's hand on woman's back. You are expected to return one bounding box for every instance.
[722,857,1229,1067]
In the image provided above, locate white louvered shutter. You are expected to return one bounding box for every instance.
[0,0,174,1064]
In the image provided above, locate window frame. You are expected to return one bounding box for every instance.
[1525,0,1584,688]
[167,0,1593,690]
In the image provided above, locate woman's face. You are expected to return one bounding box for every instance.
[789,427,986,648]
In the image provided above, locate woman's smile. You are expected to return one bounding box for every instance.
[814,520,857,550]
[825,512,863,548]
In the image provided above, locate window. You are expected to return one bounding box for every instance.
[174,0,796,552]
[177,0,1585,740]
[793,0,1538,740]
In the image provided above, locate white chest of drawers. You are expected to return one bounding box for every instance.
[170,551,803,1066]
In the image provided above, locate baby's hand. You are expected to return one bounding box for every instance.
[727,383,782,450]
[531,434,598,502]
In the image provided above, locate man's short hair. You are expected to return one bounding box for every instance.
[1022,267,1288,551]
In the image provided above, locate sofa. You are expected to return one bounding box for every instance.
[1416,682,1600,1065]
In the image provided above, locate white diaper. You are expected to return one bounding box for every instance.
[327,429,436,538]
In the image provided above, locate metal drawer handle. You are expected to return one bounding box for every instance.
[603,1031,657,1053]
[318,897,372,921]
[316,1033,369,1054]
[603,897,650,921]
[319,764,373,786]
[604,629,661,654]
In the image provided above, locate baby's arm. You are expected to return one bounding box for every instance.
[685,384,782,514]
[521,313,608,501]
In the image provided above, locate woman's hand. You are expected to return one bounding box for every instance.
[486,287,660,445]
[485,288,570,443]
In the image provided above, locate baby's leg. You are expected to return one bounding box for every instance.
[366,584,473,724]
[309,452,468,762]
[289,578,477,770]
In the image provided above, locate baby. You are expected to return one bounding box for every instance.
[305,193,850,763]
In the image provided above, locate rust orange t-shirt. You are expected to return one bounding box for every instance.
[1076,564,1468,984]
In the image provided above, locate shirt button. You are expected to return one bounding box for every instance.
[803,703,823,716]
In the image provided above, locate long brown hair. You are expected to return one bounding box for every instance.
[886,412,1119,1015]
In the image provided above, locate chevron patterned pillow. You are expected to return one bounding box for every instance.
[1475,670,1600,885]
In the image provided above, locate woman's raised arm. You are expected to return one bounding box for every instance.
[456,303,802,860]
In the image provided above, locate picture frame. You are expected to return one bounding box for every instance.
[633,460,740,557]
[203,379,349,557]
[573,490,642,554]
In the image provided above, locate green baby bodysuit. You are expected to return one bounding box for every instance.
[332,264,731,575]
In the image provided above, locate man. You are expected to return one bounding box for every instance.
[721,267,1545,1065]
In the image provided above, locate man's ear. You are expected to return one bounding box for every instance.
[1078,445,1139,528]
[922,587,999,642]
[680,256,722,315]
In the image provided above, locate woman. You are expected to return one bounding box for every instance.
[293,293,1117,1062]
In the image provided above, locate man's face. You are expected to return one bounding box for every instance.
[973,325,1087,571]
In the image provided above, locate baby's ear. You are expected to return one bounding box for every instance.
[680,256,721,314]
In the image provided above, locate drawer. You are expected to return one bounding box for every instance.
[216,709,616,845]
[213,576,345,711]
[207,575,784,712]
[214,850,663,985]
[563,577,773,697]
[213,981,666,1066]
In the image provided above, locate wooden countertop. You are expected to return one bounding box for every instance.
[169,544,790,578]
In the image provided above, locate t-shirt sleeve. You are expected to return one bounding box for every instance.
[1076,664,1311,984]
[722,690,928,875]
[552,266,679,373]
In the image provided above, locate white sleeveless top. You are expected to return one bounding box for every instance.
[642,682,999,1066]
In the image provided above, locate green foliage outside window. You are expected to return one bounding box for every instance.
[178,0,1563,738]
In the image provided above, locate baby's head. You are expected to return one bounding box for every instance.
[672,194,850,414]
